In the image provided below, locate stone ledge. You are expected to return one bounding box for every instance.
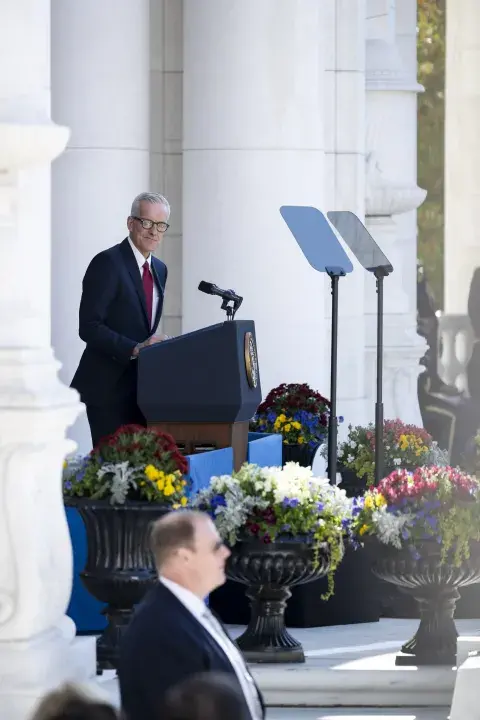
[251,653,455,707]
[450,655,480,720]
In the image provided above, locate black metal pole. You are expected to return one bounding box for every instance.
[327,274,340,484]
[374,273,384,485]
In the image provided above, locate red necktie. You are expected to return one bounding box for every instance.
[142,261,154,328]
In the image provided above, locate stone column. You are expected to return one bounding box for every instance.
[182,0,327,396]
[51,0,150,453]
[444,0,480,313]
[0,3,96,717]
[324,0,367,428]
[364,0,426,425]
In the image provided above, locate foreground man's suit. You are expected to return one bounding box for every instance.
[71,238,167,445]
[118,581,265,720]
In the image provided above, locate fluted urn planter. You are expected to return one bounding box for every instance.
[66,498,169,670]
[371,539,480,666]
[282,443,319,468]
[227,537,332,663]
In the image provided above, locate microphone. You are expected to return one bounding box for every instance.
[198,281,242,303]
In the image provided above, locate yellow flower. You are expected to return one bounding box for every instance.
[284,423,291,432]
[164,484,175,497]
[172,503,180,509]
[63,460,68,469]
[278,413,287,422]
[292,421,301,430]
[180,496,188,506]
[145,465,161,481]
[364,495,374,510]
[359,524,369,536]
[298,436,305,444]
[181,480,187,487]
[157,478,165,491]
[374,493,386,507]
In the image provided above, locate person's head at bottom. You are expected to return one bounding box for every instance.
[161,672,250,720]
[31,684,118,720]
[150,510,231,598]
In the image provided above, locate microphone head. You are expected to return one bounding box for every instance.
[198,281,215,295]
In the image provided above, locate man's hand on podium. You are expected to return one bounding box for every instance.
[132,334,170,358]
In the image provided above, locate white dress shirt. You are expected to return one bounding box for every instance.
[127,236,160,332]
[160,577,262,720]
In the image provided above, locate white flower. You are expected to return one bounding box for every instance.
[371,506,414,549]
[393,458,401,466]
[192,462,354,544]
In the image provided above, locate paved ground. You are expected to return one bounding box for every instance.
[267,710,449,720]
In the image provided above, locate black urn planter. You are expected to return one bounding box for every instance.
[66,498,169,670]
[371,539,480,666]
[226,537,332,664]
[282,443,319,467]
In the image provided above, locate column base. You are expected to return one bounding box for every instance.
[0,630,100,720]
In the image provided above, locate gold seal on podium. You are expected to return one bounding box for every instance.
[244,332,258,389]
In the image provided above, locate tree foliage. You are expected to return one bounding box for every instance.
[417,0,446,307]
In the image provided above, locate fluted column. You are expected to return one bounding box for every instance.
[182,0,327,395]
[364,0,426,424]
[0,2,96,717]
[51,0,150,453]
[444,0,480,313]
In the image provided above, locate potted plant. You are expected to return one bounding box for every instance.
[249,382,331,467]
[193,461,353,663]
[63,424,189,669]
[337,419,448,496]
[353,465,480,666]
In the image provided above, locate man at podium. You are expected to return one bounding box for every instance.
[71,192,171,447]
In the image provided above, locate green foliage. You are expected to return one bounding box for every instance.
[337,419,440,486]
[353,467,480,566]
[194,462,354,599]
[417,0,446,306]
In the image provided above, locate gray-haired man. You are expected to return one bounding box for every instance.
[71,192,170,446]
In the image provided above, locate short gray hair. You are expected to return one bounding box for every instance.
[131,192,170,219]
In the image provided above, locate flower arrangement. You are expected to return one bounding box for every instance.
[250,382,331,447]
[193,461,354,598]
[338,419,448,486]
[352,466,480,565]
[63,424,189,506]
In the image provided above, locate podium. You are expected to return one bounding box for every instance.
[137,320,262,470]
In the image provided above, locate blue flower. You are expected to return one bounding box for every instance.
[65,481,72,490]
[283,497,299,508]
[212,494,226,507]
[317,502,324,512]
[338,416,344,423]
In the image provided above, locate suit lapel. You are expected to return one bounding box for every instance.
[151,261,165,331]
[120,238,150,331]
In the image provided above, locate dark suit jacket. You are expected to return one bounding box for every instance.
[71,238,167,406]
[118,583,265,720]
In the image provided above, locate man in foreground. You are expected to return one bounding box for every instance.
[118,510,265,720]
[71,192,170,446]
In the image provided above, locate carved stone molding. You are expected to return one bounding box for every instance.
[366,38,423,93]
[365,152,427,217]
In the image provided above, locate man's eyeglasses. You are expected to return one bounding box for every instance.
[131,216,169,233]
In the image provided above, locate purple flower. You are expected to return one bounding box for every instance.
[317,502,324,512]
[65,481,72,490]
